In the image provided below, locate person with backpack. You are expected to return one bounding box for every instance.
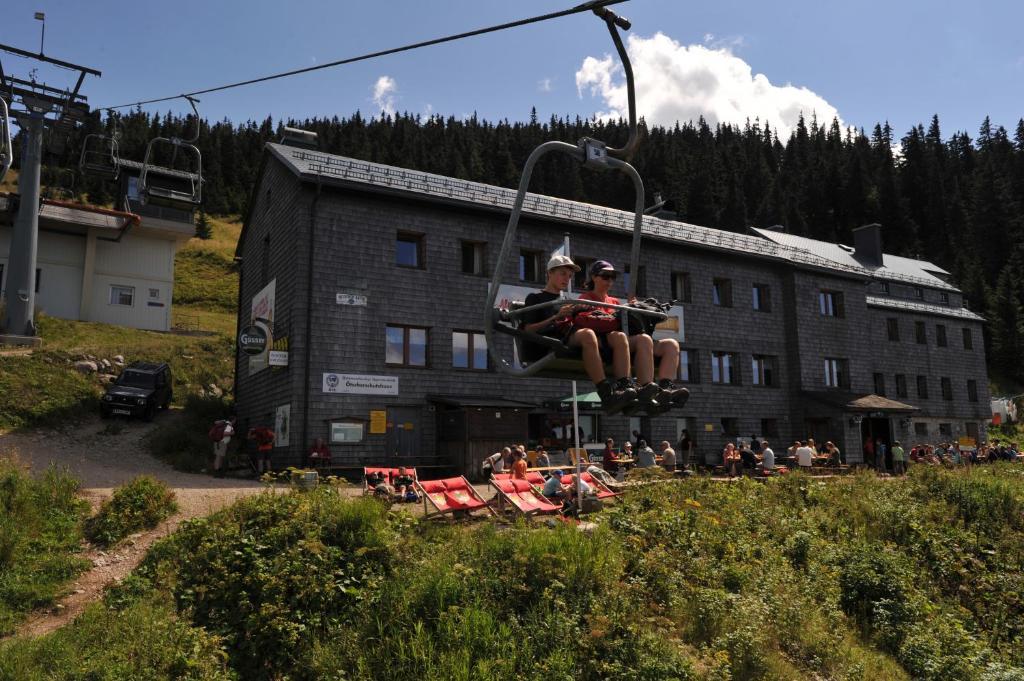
[248,424,276,475]
[209,418,235,478]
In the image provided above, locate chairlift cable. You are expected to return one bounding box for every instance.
[97,0,629,111]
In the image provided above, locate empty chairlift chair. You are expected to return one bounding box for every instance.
[78,121,122,180]
[139,96,202,208]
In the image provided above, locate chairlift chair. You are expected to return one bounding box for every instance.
[78,117,122,180]
[0,97,11,184]
[139,96,202,208]
[484,6,665,381]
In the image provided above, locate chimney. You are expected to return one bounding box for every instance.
[852,223,883,267]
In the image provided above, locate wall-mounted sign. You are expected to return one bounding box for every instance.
[704,423,715,432]
[369,410,387,434]
[249,279,276,376]
[323,373,399,395]
[275,404,291,447]
[269,350,289,366]
[336,292,368,306]
[239,325,269,355]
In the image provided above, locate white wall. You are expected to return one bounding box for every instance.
[90,232,176,331]
[0,229,84,321]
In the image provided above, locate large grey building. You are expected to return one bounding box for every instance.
[234,141,990,476]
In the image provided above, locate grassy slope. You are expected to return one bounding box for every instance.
[0,214,241,431]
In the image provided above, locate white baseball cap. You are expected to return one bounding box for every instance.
[547,254,581,272]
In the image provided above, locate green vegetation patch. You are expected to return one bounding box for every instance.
[0,353,101,430]
[148,395,233,473]
[0,459,90,636]
[84,476,178,548]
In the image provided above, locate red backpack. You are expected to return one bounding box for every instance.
[208,421,227,442]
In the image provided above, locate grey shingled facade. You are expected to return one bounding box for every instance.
[233,143,990,474]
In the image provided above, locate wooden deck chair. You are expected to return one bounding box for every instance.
[527,450,539,466]
[491,478,562,517]
[363,467,394,494]
[492,472,512,481]
[416,476,495,520]
[561,473,618,500]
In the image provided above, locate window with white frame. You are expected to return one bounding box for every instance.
[824,357,848,388]
[109,285,135,306]
[711,351,737,384]
[149,288,160,300]
[452,330,487,370]
[751,355,777,386]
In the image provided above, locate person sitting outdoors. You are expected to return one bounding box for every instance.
[511,450,529,480]
[586,464,618,488]
[563,474,594,516]
[578,260,688,414]
[542,469,567,501]
[760,440,775,475]
[636,439,657,468]
[393,467,417,502]
[308,437,332,467]
[482,448,508,478]
[366,471,394,500]
[521,255,636,413]
[660,441,676,472]
[723,443,742,478]
[535,446,551,469]
[602,438,619,474]
[738,441,757,470]
[796,440,815,472]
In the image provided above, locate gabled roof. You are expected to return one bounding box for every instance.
[262,143,870,280]
[750,227,957,291]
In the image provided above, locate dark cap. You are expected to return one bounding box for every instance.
[589,260,618,277]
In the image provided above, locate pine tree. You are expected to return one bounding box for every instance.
[195,210,212,239]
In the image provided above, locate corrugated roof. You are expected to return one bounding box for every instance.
[265,143,871,279]
[865,295,985,321]
[750,227,957,291]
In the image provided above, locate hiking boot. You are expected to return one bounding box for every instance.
[597,378,636,415]
[657,378,691,408]
[623,380,661,416]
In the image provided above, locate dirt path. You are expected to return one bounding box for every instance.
[0,411,269,638]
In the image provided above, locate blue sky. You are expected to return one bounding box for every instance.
[2,0,1022,141]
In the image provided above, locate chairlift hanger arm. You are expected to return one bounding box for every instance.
[592,7,639,160]
[504,296,667,321]
[0,43,101,77]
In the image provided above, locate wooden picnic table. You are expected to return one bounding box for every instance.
[526,465,568,473]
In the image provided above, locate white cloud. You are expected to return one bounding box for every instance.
[538,77,553,93]
[575,32,842,141]
[372,75,397,116]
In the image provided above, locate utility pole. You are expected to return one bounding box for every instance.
[0,31,100,342]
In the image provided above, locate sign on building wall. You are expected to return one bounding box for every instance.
[336,292,368,306]
[369,410,387,434]
[653,305,685,343]
[323,373,399,395]
[269,351,289,366]
[249,279,276,376]
[275,404,291,447]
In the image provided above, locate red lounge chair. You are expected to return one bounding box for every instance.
[416,476,495,520]
[491,478,562,517]
[491,472,512,481]
[560,473,619,500]
[525,471,547,486]
[363,467,418,494]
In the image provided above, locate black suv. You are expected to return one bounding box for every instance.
[100,362,173,421]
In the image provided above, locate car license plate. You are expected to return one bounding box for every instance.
[112,408,131,415]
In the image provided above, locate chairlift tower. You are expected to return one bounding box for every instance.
[0,40,100,340]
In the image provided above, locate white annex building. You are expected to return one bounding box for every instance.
[0,184,193,331]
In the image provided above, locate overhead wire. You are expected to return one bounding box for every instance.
[98,0,628,111]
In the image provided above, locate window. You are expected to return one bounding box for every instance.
[711,351,738,384]
[873,372,886,396]
[916,375,929,399]
[819,290,844,317]
[396,232,423,268]
[939,292,949,305]
[109,285,134,306]
[712,278,732,307]
[914,422,928,437]
[679,349,699,383]
[895,374,908,398]
[886,318,900,342]
[752,284,771,312]
[760,418,779,437]
[148,288,160,300]
[671,272,692,303]
[824,358,848,388]
[938,423,952,437]
[460,241,486,275]
[962,327,973,350]
[385,325,428,367]
[720,418,739,436]
[519,249,543,283]
[880,281,890,295]
[967,379,978,403]
[914,287,924,300]
[452,331,487,370]
[941,377,953,401]
[751,355,777,387]
[936,324,947,347]
[914,321,927,344]
[330,420,365,444]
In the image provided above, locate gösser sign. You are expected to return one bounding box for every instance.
[323,373,399,396]
[238,326,269,355]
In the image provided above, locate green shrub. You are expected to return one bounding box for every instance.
[0,460,89,635]
[148,394,232,472]
[84,476,177,547]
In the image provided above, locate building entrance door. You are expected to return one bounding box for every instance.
[860,417,892,470]
[386,407,421,464]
